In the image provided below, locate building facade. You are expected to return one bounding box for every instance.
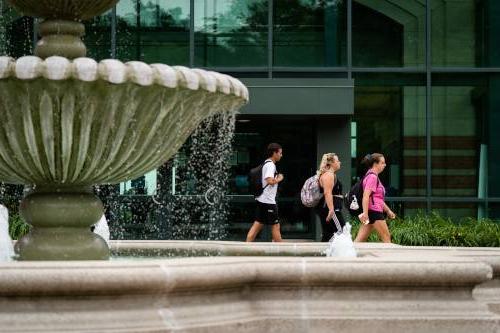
[1,0,499,240]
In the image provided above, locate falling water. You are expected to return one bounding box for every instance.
[106,112,237,242]
[0,2,34,58]
[0,203,14,261]
[163,112,236,240]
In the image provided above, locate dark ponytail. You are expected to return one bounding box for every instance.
[361,153,384,168]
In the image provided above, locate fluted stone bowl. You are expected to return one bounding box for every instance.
[0,56,247,260]
[0,56,248,187]
[6,0,119,20]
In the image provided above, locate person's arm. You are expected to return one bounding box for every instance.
[263,162,283,186]
[359,189,371,224]
[383,202,396,219]
[321,173,335,222]
[359,174,376,224]
[265,173,283,185]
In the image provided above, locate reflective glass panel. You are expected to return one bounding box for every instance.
[116,0,189,64]
[430,202,479,221]
[353,74,427,196]
[352,0,425,67]
[430,74,495,197]
[488,203,500,220]
[273,0,347,67]
[431,0,500,67]
[194,0,268,67]
[84,11,112,61]
[227,116,317,240]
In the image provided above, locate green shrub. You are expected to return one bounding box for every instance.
[8,213,31,240]
[350,212,500,247]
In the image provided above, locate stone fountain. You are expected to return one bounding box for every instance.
[0,0,248,260]
[2,2,500,332]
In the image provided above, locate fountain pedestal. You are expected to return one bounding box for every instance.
[36,20,86,59]
[15,187,109,260]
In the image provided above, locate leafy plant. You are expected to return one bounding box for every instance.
[8,213,31,240]
[350,212,500,247]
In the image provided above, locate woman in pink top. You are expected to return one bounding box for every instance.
[354,153,396,243]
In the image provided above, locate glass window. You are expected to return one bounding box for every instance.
[352,0,425,67]
[488,203,500,220]
[430,202,480,221]
[119,170,157,195]
[194,0,268,67]
[431,0,500,67]
[487,76,500,198]
[430,74,493,198]
[388,201,427,219]
[353,74,427,197]
[228,116,317,240]
[84,11,113,61]
[116,0,190,64]
[273,0,347,67]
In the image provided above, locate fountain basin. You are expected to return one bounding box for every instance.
[1,243,500,332]
[0,55,247,260]
[0,56,247,186]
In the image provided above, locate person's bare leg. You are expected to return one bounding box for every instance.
[271,224,282,242]
[354,224,374,242]
[373,220,391,243]
[246,221,264,242]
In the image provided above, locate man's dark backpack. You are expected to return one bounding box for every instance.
[345,171,379,217]
[248,160,273,198]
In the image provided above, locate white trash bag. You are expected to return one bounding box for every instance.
[0,204,15,261]
[93,214,110,246]
[324,222,357,258]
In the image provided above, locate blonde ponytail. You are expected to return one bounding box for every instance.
[317,153,337,176]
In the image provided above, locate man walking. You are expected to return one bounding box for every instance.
[246,143,284,242]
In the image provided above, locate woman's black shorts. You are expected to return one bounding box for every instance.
[254,201,279,225]
[368,210,386,224]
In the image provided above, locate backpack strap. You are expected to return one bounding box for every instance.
[261,160,274,191]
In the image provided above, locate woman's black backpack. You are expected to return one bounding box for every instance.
[345,171,379,217]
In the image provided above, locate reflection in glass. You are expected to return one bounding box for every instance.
[194,0,268,67]
[431,0,500,67]
[273,0,346,67]
[389,201,426,219]
[84,11,112,61]
[488,204,500,220]
[116,0,189,64]
[431,202,479,221]
[228,116,316,239]
[431,77,483,197]
[353,75,426,197]
[352,0,425,67]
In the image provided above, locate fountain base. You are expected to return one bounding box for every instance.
[15,187,109,260]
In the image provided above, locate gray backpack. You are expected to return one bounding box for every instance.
[300,175,323,207]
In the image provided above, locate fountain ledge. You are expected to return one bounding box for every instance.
[0,251,499,332]
[0,56,249,100]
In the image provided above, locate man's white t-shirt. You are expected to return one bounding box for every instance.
[256,159,278,204]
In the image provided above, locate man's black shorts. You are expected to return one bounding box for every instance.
[254,201,279,225]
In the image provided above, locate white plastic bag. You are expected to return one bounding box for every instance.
[324,222,357,257]
[93,214,110,246]
[0,204,15,261]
